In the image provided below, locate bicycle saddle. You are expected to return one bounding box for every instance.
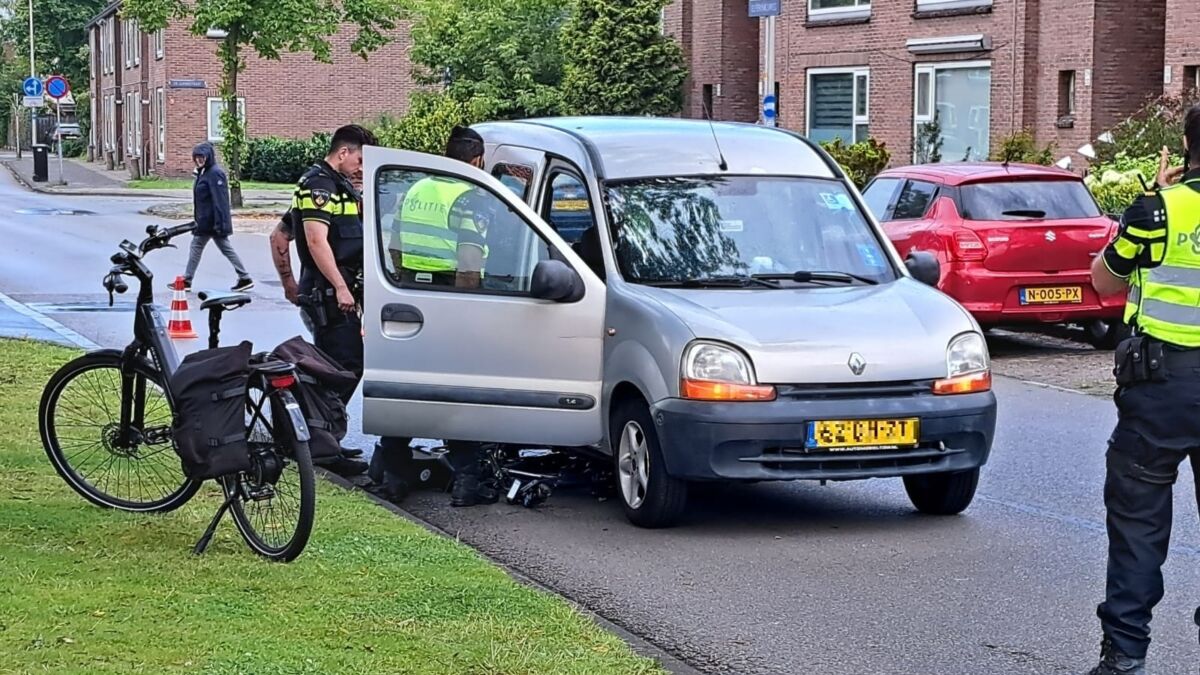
[197,291,252,311]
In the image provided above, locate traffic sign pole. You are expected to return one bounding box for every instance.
[765,14,776,127]
[45,76,70,186]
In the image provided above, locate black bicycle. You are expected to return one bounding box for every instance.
[38,222,316,562]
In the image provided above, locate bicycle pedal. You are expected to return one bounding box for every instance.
[247,486,276,501]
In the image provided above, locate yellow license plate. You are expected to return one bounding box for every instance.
[805,418,919,451]
[1020,286,1082,305]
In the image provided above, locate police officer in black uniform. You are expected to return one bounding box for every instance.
[291,125,376,476]
[1086,105,1200,674]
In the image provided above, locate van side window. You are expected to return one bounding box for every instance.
[493,163,534,200]
[891,180,939,220]
[543,172,595,245]
[378,167,553,295]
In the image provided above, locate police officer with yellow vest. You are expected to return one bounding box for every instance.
[292,125,376,477]
[368,126,497,507]
[1087,105,1200,675]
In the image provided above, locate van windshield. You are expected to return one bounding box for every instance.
[604,176,896,286]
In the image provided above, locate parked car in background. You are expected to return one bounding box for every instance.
[862,163,1128,348]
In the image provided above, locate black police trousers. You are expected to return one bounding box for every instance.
[1097,354,1200,659]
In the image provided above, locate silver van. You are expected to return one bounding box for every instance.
[362,117,997,528]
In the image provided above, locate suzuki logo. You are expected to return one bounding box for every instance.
[848,352,867,376]
[1045,230,1057,242]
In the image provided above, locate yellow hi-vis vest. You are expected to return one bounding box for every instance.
[396,177,477,273]
[1125,179,1200,347]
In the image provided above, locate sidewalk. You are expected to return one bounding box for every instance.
[0,291,96,349]
[0,153,291,202]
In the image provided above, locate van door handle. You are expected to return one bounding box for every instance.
[381,303,423,339]
[382,303,423,324]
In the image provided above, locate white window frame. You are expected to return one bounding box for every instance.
[124,92,133,156]
[155,88,165,162]
[809,0,870,19]
[913,60,992,162]
[154,29,164,59]
[806,66,870,145]
[206,97,246,142]
[916,0,992,11]
[134,93,143,158]
[132,19,140,66]
[123,20,130,68]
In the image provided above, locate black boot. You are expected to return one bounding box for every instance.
[367,443,410,503]
[451,475,480,507]
[324,455,368,477]
[1085,637,1146,675]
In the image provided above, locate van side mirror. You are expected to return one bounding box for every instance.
[905,250,941,287]
[530,259,584,302]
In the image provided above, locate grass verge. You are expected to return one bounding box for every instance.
[127,178,292,191]
[0,338,665,674]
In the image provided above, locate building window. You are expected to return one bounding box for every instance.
[806,67,869,144]
[916,0,992,11]
[207,97,246,142]
[914,61,991,162]
[702,84,714,118]
[154,29,164,59]
[132,20,140,65]
[134,93,143,158]
[809,0,870,18]
[155,88,165,162]
[1185,66,1200,98]
[1058,70,1076,117]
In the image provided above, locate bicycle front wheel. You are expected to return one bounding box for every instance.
[224,385,315,562]
[39,350,201,512]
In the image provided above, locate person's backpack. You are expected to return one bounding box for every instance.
[169,341,253,480]
[270,336,357,462]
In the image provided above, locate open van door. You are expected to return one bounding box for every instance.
[362,146,606,447]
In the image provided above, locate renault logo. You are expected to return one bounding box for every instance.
[848,352,867,376]
[1045,230,1056,242]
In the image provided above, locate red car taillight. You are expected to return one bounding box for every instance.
[949,230,988,262]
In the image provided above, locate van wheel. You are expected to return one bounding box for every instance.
[1086,320,1130,350]
[903,468,979,515]
[612,400,687,528]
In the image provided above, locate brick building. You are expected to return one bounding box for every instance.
[86,1,418,178]
[666,0,1174,166]
[1165,0,1200,99]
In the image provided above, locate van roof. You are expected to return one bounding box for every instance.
[473,116,841,182]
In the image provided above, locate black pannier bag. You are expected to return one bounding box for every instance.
[270,336,358,462]
[169,340,253,480]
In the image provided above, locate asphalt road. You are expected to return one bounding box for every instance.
[2,167,1198,675]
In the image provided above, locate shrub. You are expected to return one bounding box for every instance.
[242,134,329,184]
[374,93,480,155]
[1083,153,1160,215]
[820,137,890,188]
[1094,94,1198,164]
[915,112,944,164]
[991,129,1056,166]
[61,137,86,158]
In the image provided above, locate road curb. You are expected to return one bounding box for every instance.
[0,159,184,199]
[0,290,100,351]
[318,469,707,675]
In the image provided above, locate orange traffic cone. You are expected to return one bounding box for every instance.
[167,276,198,340]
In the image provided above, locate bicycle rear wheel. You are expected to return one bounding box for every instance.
[39,350,200,512]
[223,384,315,562]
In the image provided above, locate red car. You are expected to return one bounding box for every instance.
[862,162,1127,348]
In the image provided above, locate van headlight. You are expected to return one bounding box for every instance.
[681,342,776,402]
[934,332,991,395]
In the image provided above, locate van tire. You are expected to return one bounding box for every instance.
[612,399,687,528]
[903,468,979,515]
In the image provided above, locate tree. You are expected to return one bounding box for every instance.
[408,0,569,121]
[560,0,686,116]
[0,0,107,146]
[122,0,408,207]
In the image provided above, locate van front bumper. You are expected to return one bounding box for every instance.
[650,390,996,482]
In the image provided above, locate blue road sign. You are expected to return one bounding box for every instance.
[763,94,777,119]
[22,76,42,97]
[749,0,780,18]
[45,76,69,99]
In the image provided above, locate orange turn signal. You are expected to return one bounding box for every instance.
[933,370,992,395]
[681,379,777,401]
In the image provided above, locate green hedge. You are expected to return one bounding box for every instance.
[819,137,890,189]
[242,134,330,184]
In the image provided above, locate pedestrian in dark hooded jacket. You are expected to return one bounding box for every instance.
[172,142,254,292]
